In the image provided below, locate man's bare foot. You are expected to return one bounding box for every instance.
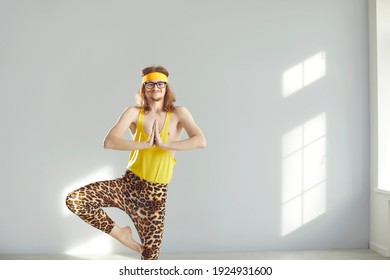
[109,225,143,253]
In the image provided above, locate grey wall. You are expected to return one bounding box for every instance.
[0,0,369,255]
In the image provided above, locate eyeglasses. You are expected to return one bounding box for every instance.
[144,81,167,90]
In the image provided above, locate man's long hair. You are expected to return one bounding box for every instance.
[136,65,176,113]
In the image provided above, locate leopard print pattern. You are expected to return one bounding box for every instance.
[66,169,168,260]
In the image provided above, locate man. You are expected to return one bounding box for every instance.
[66,65,206,260]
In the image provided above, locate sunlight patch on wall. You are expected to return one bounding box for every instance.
[281,113,327,236]
[282,52,326,97]
[61,165,114,216]
[378,128,390,191]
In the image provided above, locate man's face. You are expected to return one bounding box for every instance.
[144,80,167,102]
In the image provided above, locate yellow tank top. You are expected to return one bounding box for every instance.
[126,108,176,184]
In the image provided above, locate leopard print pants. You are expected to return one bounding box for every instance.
[65,169,168,260]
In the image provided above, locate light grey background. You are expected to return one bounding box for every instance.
[0,0,369,255]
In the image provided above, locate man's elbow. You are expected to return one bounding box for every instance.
[198,138,206,149]
[103,137,112,149]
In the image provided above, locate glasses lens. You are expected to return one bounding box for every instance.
[157,82,166,89]
[144,82,155,89]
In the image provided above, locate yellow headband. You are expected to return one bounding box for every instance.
[142,72,168,83]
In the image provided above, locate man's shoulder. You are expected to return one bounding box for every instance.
[173,106,189,115]
[124,106,141,115]
[120,106,141,121]
[171,106,194,121]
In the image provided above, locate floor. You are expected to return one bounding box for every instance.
[1,249,389,260]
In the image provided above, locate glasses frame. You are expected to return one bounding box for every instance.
[143,81,167,90]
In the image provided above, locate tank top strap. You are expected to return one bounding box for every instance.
[136,108,144,132]
[161,111,170,141]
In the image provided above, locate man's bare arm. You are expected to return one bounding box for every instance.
[155,107,206,151]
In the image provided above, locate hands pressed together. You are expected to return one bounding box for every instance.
[146,120,166,149]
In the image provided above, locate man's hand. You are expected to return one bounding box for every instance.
[146,120,156,148]
[153,120,166,149]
